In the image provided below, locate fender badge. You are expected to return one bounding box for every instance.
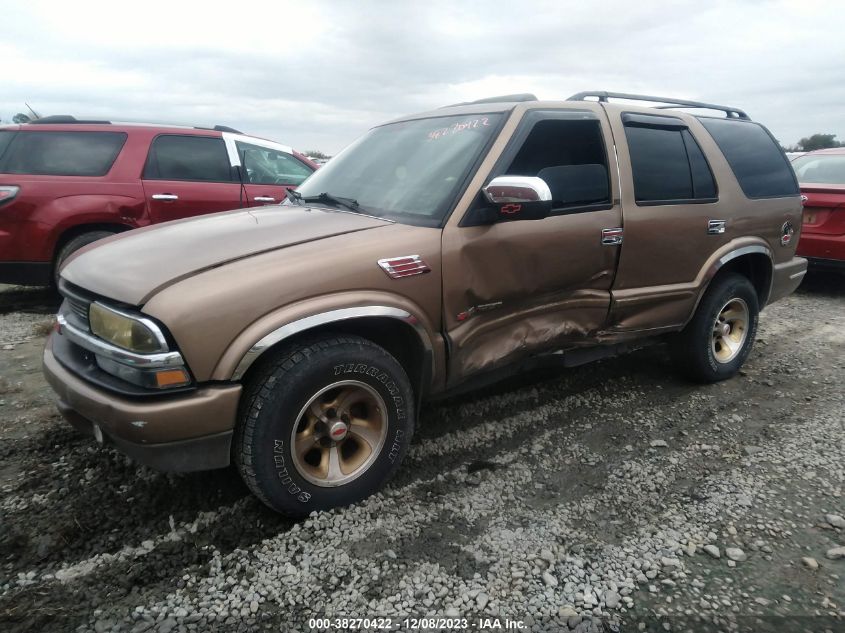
[780,221,794,247]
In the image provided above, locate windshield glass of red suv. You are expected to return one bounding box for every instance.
[292,113,503,226]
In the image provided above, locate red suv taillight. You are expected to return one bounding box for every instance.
[0,186,19,207]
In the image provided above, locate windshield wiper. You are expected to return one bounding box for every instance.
[285,188,303,205]
[300,192,362,213]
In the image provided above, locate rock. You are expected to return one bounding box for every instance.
[825,514,845,529]
[650,440,668,448]
[604,590,620,609]
[445,607,460,617]
[802,557,819,570]
[725,548,747,562]
[94,619,115,633]
[558,605,578,618]
[743,446,763,456]
[754,597,771,607]
[158,618,177,633]
[703,545,721,559]
[825,546,845,560]
[540,548,555,564]
[661,557,681,568]
[542,571,558,587]
[476,592,489,610]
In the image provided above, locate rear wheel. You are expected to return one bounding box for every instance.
[672,273,759,383]
[54,230,115,287]
[234,334,415,516]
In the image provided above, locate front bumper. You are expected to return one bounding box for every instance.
[43,335,242,472]
[768,256,808,304]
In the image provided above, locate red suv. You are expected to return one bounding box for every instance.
[0,117,317,286]
[792,148,845,271]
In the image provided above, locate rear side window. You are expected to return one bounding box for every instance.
[699,118,798,199]
[0,131,126,176]
[624,116,717,204]
[235,141,314,186]
[144,135,233,182]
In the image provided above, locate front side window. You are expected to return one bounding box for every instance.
[0,131,126,177]
[699,118,798,199]
[790,153,845,185]
[144,135,232,182]
[624,118,717,204]
[293,113,503,226]
[235,141,314,186]
[0,131,15,162]
[502,117,611,210]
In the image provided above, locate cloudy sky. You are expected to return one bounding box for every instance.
[3,0,844,154]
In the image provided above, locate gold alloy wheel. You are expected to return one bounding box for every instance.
[711,297,749,364]
[290,380,388,487]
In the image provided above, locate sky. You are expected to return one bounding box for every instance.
[2,0,844,154]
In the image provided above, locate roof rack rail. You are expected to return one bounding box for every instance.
[211,125,243,134]
[567,91,750,120]
[441,93,538,108]
[29,115,111,125]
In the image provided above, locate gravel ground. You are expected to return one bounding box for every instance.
[0,276,843,633]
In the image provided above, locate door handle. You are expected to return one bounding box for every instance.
[151,193,179,201]
[601,227,623,245]
[254,196,275,202]
[707,219,727,234]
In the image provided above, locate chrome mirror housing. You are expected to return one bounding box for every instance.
[482,176,552,204]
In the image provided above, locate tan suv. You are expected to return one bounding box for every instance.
[43,91,807,516]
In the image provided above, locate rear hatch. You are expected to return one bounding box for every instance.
[800,185,845,236]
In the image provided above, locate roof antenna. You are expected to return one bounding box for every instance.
[25,103,41,120]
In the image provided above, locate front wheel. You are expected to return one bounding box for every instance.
[234,334,415,516]
[671,273,760,383]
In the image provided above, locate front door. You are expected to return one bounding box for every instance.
[233,139,316,206]
[142,134,244,223]
[441,108,623,384]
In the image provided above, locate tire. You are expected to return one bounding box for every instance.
[54,230,115,287]
[671,273,760,383]
[234,334,415,517]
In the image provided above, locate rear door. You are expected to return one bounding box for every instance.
[141,134,244,223]
[606,112,722,331]
[230,138,315,206]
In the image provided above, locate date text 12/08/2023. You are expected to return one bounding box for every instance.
[308,616,527,630]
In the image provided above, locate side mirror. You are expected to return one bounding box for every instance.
[471,176,552,224]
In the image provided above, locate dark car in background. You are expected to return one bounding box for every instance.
[791,148,845,271]
[0,117,317,286]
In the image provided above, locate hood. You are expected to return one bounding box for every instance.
[61,206,391,305]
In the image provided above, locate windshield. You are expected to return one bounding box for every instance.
[791,153,845,185]
[293,113,503,225]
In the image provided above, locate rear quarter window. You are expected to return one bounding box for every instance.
[0,131,127,177]
[699,118,798,199]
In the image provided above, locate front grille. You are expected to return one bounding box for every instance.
[59,281,93,331]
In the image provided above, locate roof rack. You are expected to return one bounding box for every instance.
[26,115,244,133]
[30,115,110,125]
[567,91,750,120]
[441,93,538,108]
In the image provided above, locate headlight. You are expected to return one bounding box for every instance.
[89,302,165,353]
